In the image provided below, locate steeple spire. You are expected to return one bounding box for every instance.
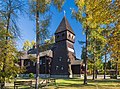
[64,10,66,16]
[55,16,75,34]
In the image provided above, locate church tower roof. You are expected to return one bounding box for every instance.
[55,16,75,34]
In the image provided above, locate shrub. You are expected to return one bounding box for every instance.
[110,75,117,79]
[29,73,34,78]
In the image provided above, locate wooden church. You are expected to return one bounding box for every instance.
[20,16,82,78]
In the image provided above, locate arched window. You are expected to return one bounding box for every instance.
[61,66,64,70]
[59,57,62,61]
[56,66,59,70]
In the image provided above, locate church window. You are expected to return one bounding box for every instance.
[59,57,62,61]
[67,59,70,62]
[61,66,64,70]
[56,66,59,70]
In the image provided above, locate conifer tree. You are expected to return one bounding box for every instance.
[0,0,25,88]
[73,0,120,83]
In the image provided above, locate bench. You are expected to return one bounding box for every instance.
[39,79,48,88]
[39,78,56,88]
[14,81,32,89]
[48,78,56,85]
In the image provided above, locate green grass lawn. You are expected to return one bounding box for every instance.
[54,78,120,89]
[5,78,120,89]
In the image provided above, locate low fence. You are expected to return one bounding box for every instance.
[18,74,82,78]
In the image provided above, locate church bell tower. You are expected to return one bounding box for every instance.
[51,16,76,77]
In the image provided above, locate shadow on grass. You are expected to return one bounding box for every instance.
[59,78,120,83]
[5,86,32,89]
[56,83,120,89]
[88,79,120,83]
[59,78,84,82]
[56,82,95,88]
[5,87,30,89]
[55,78,120,89]
[5,78,120,89]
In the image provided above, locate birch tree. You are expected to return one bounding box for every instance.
[28,0,65,88]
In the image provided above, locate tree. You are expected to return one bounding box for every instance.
[73,0,120,83]
[45,36,55,44]
[0,0,25,38]
[81,46,86,61]
[40,36,55,51]
[106,60,112,70]
[0,0,25,88]
[28,0,65,88]
[87,29,105,79]
[23,40,36,51]
[31,40,36,47]
[23,40,32,51]
[0,21,22,88]
[108,28,120,79]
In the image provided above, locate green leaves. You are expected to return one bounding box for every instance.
[53,0,65,11]
[0,35,21,82]
[75,0,85,10]
[0,0,24,82]
[23,40,36,51]
[39,15,51,44]
[29,0,65,14]
[23,40,32,51]
[0,0,25,38]
[74,0,120,72]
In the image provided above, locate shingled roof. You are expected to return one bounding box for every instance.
[55,16,74,34]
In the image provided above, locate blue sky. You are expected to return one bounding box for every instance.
[17,0,85,59]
